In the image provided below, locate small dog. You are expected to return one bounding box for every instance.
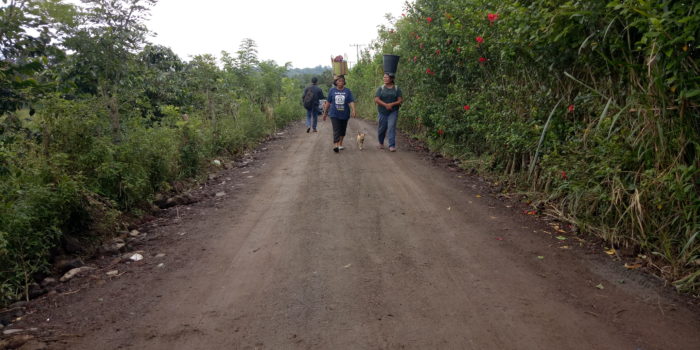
[356,132,366,150]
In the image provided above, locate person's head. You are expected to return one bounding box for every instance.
[334,75,346,88]
[383,73,395,84]
[311,77,318,84]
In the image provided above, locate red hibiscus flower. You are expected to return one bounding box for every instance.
[437,129,444,135]
[427,17,432,23]
[488,13,499,23]
[426,68,435,75]
[479,57,487,62]
[463,105,471,111]
[561,171,568,179]
[435,49,441,55]
[568,104,575,113]
[476,36,484,44]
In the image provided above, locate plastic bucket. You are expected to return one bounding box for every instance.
[383,55,400,75]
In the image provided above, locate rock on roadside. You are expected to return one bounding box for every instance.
[59,266,96,282]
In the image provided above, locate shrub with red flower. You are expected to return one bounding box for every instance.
[426,68,435,75]
[488,13,499,23]
[568,104,575,113]
[463,105,471,111]
[479,57,487,62]
[426,17,433,23]
[476,36,484,44]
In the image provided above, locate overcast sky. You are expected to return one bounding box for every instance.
[144,0,409,68]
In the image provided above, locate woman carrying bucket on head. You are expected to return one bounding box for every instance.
[375,55,403,152]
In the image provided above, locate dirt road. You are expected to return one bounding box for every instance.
[9,118,700,349]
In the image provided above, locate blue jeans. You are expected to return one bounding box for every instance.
[377,110,398,148]
[306,108,319,130]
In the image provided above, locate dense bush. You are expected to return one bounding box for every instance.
[352,0,699,293]
[0,0,307,304]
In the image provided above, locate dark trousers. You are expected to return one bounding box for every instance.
[330,118,348,143]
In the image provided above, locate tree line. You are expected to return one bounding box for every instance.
[0,0,307,304]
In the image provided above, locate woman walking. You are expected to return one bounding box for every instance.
[374,73,403,152]
[323,76,356,153]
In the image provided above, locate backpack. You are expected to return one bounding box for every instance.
[302,87,315,110]
[380,85,399,95]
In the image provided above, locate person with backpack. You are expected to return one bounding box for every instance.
[301,77,325,133]
[374,73,403,152]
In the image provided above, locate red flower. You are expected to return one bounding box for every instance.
[561,171,568,179]
[402,13,406,17]
[435,49,441,55]
[463,105,471,111]
[488,13,499,23]
[437,129,444,135]
[426,68,435,75]
[568,104,575,113]
[413,56,417,62]
[427,17,433,23]
[415,34,420,40]
[479,57,487,62]
[476,36,484,44]
[456,47,462,53]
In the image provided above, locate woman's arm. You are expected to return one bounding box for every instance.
[374,96,390,109]
[387,96,404,109]
[323,100,330,120]
[349,102,356,118]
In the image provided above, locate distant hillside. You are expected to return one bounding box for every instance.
[287,65,331,77]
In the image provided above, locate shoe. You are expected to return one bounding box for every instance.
[389,147,396,152]
[306,128,310,133]
[313,129,318,132]
[333,147,339,153]
[377,144,385,149]
[338,146,345,150]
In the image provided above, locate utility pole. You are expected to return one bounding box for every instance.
[349,44,365,63]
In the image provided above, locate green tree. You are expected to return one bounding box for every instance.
[0,0,77,114]
[61,0,157,141]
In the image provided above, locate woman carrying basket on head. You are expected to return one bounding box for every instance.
[322,75,356,153]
